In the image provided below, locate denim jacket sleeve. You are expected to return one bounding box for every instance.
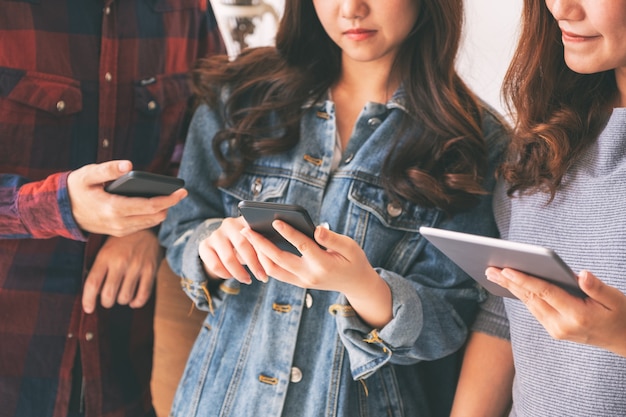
[334,215,492,380]
[159,103,228,310]
[334,106,510,380]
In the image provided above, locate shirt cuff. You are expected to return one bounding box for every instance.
[18,171,87,241]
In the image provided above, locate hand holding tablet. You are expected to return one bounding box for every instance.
[419,226,584,298]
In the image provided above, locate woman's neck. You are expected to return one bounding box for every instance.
[336,57,399,105]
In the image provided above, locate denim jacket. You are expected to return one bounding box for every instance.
[159,88,509,417]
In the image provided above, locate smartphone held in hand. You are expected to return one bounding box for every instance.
[105,171,185,198]
[238,201,319,256]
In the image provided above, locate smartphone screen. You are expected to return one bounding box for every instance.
[238,201,318,256]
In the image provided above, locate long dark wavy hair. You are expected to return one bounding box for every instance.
[192,0,490,213]
[501,0,616,198]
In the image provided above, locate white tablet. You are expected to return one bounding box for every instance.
[419,226,583,298]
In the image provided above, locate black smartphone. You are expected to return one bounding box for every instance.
[237,200,318,256]
[105,171,185,197]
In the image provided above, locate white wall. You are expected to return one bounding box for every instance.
[211,0,523,115]
[458,0,523,117]
[209,0,283,56]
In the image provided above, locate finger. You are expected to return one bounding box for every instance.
[129,270,156,309]
[142,188,189,210]
[103,210,169,237]
[199,237,252,284]
[485,267,560,315]
[312,225,350,254]
[116,268,142,306]
[82,262,108,314]
[578,270,621,310]
[241,225,293,261]
[82,160,133,185]
[229,228,268,282]
[271,220,324,257]
[107,189,188,218]
[99,267,125,309]
[255,249,299,285]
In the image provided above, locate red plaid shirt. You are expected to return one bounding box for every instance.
[0,1,224,416]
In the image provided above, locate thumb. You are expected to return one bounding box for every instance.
[579,270,619,310]
[313,225,344,252]
[82,160,133,185]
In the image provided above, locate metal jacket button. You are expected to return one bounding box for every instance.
[367,117,382,127]
[386,202,403,217]
[290,367,303,383]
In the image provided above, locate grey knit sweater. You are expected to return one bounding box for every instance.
[473,108,626,416]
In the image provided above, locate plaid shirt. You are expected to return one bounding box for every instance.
[0,1,224,416]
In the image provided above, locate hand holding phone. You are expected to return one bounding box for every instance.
[105,171,185,197]
[68,162,187,237]
[237,201,319,256]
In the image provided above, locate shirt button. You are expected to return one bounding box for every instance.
[104,6,111,15]
[102,138,110,148]
[67,333,73,339]
[56,100,65,112]
[386,202,403,217]
[104,72,112,82]
[305,293,313,309]
[85,332,94,341]
[290,367,303,383]
[367,117,382,128]
[147,100,157,111]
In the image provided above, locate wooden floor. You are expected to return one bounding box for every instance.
[152,261,207,417]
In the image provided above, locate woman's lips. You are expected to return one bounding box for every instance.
[344,28,376,41]
[560,29,599,42]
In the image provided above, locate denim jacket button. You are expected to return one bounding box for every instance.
[367,117,382,128]
[386,202,403,217]
[251,178,263,195]
[305,293,313,309]
[344,153,354,164]
[290,367,303,383]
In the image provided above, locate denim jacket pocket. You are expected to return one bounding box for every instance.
[220,173,290,217]
[347,180,440,273]
[348,180,438,232]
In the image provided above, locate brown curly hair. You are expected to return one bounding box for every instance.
[191,0,491,213]
[500,0,616,199]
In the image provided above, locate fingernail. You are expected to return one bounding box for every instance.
[118,160,132,172]
[485,269,500,283]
